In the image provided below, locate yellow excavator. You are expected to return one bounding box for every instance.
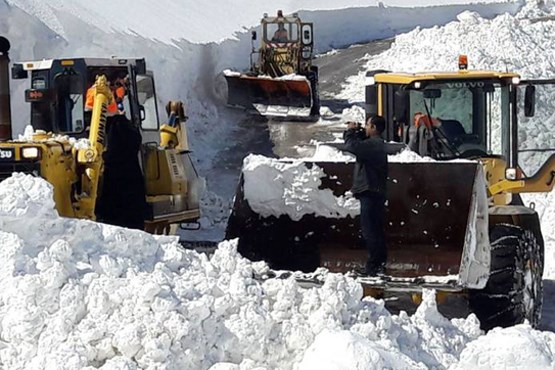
[224,10,319,119]
[0,36,200,234]
[227,56,555,330]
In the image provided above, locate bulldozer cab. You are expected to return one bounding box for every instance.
[255,11,314,77]
[12,58,159,136]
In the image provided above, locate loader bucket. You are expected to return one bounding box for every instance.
[226,155,489,286]
[224,72,313,118]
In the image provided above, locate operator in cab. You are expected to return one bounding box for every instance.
[272,22,289,42]
[85,72,128,116]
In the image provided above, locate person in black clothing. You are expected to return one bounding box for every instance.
[95,114,147,230]
[343,115,388,276]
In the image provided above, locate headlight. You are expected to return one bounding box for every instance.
[21,147,40,159]
[512,77,520,85]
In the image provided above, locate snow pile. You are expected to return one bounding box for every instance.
[1,174,555,369]
[242,154,359,220]
[310,143,355,161]
[452,324,555,369]
[15,124,91,149]
[0,173,489,369]
[338,2,555,101]
[242,150,476,221]
[0,173,57,218]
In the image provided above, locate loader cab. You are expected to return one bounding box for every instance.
[366,71,518,161]
[12,58,160,136]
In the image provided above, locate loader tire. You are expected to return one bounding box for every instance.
[469,224,543,331]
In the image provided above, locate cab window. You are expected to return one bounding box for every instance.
[265,22,298,42]
[136,75,159,130]
[54,73,85,133]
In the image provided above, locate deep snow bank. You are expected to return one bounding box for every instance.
[3,0,521,45]
[2,173,555,369]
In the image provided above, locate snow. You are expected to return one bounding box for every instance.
[452,324,555,370]
[298,329,425,369]
[242,154,360,221]
[3,0,555,367]
[0,173,552,369]
[0,174,487,369]
[2,0,520,45]
[15,124,91,149]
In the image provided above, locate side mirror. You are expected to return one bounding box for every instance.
[524,85,536,117]
[11,63,28,79]
[0,36,10,54]
[251,31,257,41]
[135,59,146,75]
[394,90,409,122]
[423,89,441,99]
[365,84,378,117]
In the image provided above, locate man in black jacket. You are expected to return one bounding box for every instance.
[343,115,388,276]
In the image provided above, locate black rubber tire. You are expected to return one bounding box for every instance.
[469,224,543,331]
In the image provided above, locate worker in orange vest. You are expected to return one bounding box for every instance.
[85,74,127,115]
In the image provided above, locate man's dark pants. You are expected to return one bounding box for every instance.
[359,192,387,273]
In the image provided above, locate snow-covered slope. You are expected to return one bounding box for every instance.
[3,0,520,44]
[2,173,555,370]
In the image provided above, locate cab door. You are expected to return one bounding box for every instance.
[515,79,555,180]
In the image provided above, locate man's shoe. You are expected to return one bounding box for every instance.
[351,266,369,276]
[350,265,386,277]
[365,264,386,277]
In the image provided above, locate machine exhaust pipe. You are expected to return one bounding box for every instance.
[0,37,12,141]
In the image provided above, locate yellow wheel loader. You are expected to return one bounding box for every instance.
[224,10,319,119]
[227,56,555,330]
[0,37,200,234]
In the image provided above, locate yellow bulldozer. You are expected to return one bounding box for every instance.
[0,37,200,234]
[227,56,555,330]
[224,10,319,119]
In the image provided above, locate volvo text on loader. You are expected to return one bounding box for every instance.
[224,10,320,120]
[227,56,555,330]
[0,37,200,234]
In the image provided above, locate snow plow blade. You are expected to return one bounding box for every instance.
[226,157,489,288]
[224,72,313,118]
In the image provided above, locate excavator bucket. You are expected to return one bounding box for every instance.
[224,71,313,118]
[226,155,489,285]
